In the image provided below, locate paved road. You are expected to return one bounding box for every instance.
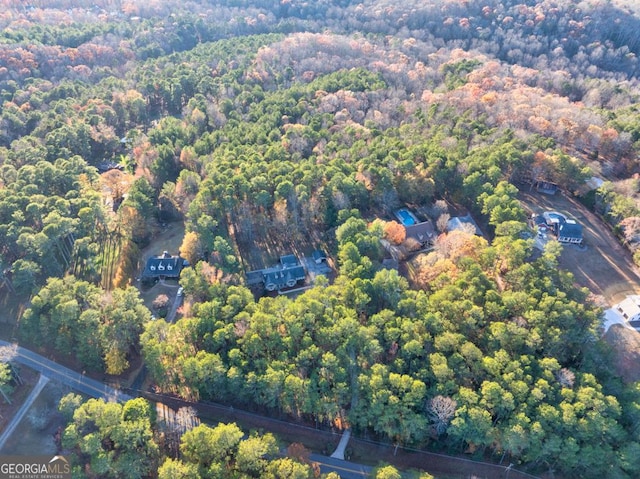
[0,340,130,402]
[311,453,371,479]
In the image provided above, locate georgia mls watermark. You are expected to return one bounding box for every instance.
[0,455,70,479]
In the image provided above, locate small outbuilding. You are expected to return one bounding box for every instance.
[312,250,328,264]
[535,180,558,195]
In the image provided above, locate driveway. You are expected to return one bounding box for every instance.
[165,287,183,324]
[302,255,333,283]
[0,374,49,452]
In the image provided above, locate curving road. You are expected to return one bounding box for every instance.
[0,340,130,403]
[0,340,371,477]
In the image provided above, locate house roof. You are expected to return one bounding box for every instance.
[558,222,583,239]
[585,176,604,191]
[142,251,184,278]
[97,162,124,173]
[543,211,566,225]
[312,250,327,261]
[603,307,626,333]
[536,181,558,194]
[263,265,306,288]
[616,295,640,320]
[603,296,640,333]
[246,254,307,290]
[280,254,299,268]
[532,214,546,227]
[447,214,482,236]
[405,220,436,243]
[382,258,399,270]
[246,270,265,285]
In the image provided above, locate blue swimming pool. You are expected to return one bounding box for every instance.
[396,209,416,226]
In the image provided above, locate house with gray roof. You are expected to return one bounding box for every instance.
[142,251,185,281]
[557,220,583,245]
[246,255,306,292]
[405,219,436,246]
[447,214,483,236]
[539,211,583,245]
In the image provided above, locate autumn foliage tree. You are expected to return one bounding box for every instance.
[383,220,406,245]
[152,294,170,318]
[179,231,204,266]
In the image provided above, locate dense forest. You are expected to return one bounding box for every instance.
[3,0,640,477]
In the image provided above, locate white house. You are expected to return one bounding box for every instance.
[616,295,640,323]
[604,295,640,333]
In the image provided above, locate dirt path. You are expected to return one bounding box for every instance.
[519,190,640,305]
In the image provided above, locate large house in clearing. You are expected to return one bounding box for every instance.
[394,208,436,246]
[142,251,185,281]
[541,211,583,245]
[557,221,583,244]
[246,255,306,292]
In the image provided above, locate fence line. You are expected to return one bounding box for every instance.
[130,388,541,479]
